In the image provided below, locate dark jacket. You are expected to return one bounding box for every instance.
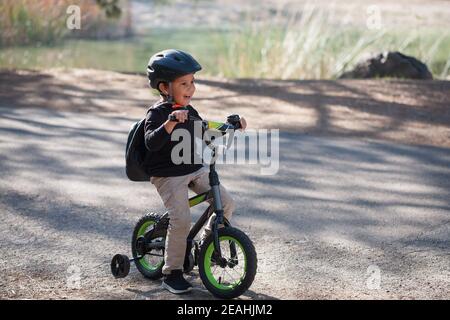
[143,101,204,177]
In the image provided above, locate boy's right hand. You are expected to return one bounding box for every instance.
[168,110,189,123]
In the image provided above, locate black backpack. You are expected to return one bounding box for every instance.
[125,118,150,181]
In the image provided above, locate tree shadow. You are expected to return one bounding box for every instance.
[1,74,450,298]
[0,69,150,114]
[196,78,450,142]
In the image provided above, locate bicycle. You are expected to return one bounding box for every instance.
[111,114,257,299]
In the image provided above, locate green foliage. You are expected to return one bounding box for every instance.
[96,0,122,18]
[1,3,448,79]
[0,0,69,46]
[208,6,450,79]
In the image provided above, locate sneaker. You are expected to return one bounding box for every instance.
[162,270,192,294]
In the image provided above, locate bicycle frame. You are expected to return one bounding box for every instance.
[154,159,230,260]
[188,159,229,228]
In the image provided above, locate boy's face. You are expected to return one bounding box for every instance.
[161,73,196,106]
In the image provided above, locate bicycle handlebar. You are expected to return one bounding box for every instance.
[168,114,242,131]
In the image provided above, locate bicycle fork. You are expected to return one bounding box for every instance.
[209,166,238,267]
[209,165,224,258]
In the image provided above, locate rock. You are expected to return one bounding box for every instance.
[339,51,433,80]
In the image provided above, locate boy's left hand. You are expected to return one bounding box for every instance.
[239,117,247,131]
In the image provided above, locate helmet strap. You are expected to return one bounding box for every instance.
[166,82,175,104]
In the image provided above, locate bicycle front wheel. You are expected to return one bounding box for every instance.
[198,227,257,299]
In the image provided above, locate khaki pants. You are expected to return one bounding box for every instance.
[150,166,235,275]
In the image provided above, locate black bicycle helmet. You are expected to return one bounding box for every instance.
[147,49,202,91]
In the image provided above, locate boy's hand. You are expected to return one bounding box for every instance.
[169,110,189,123]
[164,110,189,134]
[227,114,247,131]
[239,117,247,131]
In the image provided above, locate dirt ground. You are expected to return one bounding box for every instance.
[1,68,449,147]
[0,68,449,300]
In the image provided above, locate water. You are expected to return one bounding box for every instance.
[0,28,227,75]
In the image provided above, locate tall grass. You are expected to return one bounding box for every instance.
[0,0,72,46]
[0,0,130,47]
[1,2,448,79]
[210,4,450,79]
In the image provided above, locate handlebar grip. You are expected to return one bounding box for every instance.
[169,114,204,123]
[227,114,241,129]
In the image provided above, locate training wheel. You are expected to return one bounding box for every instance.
[111,254,130,278]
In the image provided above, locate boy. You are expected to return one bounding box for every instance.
[144,49,247,294]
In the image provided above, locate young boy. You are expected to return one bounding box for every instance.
[144,49,247,294]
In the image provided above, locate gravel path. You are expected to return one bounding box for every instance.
[1,106,449,299]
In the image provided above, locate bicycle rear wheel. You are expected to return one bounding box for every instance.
[131,213,166,280]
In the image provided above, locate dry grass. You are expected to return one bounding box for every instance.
[211,3,450,79]
[0,0,130,46]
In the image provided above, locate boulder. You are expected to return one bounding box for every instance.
[339,51,433,80]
